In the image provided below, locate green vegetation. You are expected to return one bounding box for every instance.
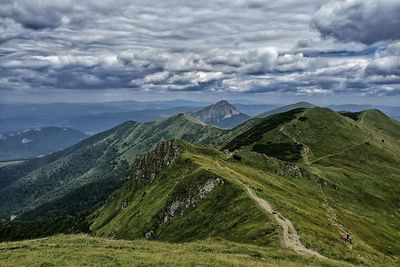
[223,108,304,151]
[0,115,224,220]
[0,234,343,267]
[91,141,278,247]
[0,212,90,242]
[1,107,400,266]
[253,142,303,162]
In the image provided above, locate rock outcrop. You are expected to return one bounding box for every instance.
[131,139,182,184]
[160,176,224,225]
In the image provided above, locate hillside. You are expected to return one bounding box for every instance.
[0,114,224,220]
[0,127,87,161]
[89,108,400,265]
[192,100,251,128]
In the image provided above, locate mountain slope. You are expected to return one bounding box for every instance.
[90,140,278,247]
[0,127,87,161]
[90,113,400,266]
[257,102,316,118]
[192,100,251,128]
[0,114,224,220]
[1,106,400,265]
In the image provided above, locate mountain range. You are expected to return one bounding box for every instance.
[0,103,399,266]
[0,100,274,134]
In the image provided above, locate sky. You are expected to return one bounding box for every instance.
[0,0,400,105]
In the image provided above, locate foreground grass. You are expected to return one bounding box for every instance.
[0,234,342,267]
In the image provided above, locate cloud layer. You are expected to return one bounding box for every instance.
[1,0,400,101]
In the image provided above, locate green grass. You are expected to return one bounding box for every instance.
[0,234,346,267]
[90,136,400,266]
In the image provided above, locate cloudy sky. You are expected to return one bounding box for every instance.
[1,0,400,104]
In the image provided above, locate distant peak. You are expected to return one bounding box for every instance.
[191,100,246,125]
[216,100,231,105]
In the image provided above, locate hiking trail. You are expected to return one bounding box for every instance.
[242,182,325,258]
[215,161,325,258]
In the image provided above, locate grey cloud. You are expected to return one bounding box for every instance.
[365,42,400,76]
[0,0,75,29]
[0,0,400,99]
[312,0,400,44]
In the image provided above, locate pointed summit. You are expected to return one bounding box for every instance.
[191,100,250,128]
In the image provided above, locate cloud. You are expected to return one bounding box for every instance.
[0,0,75,29]
[0,0,400,100]
[312,0,400,44]
[366,42,400,76]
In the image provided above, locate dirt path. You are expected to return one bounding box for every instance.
[218,158,325,257]
[241,182,325,258]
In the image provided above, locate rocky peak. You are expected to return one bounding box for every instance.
[192,100,242,123]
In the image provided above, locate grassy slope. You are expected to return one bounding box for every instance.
[1,108,399,266]
[249,108,400,264]
[0,114,224,219]
[91,134,400,265]
[0,234,344,267]
[91,142,278,248]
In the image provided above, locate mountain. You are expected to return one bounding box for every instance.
[0,127,88,161]
[0,114,224,220]
[257,102,316,118]
[90,107,400,265]
[1,106,400,266]
[191,100,251,128]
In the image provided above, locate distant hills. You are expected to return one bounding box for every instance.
[0,127,87,161]
[191,100,251,128]
[257,102,316,118]
[2,100,399,134]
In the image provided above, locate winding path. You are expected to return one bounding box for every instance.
[241,182,325,258]
[216,160,324,258]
